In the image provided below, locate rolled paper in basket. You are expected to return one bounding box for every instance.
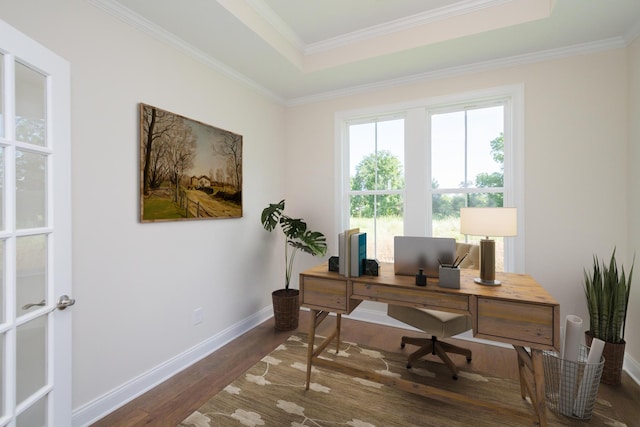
[562,315,583,361]
[586,338,605,364]
[573,338,605,418]
[559,315,583,416]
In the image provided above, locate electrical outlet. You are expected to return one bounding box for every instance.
[192,307,203,325]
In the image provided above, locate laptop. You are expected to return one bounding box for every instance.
[394,236,456,277]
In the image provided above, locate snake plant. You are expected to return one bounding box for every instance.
[261,200,327,291]
[583,248,634,344]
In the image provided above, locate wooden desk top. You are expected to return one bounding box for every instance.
[302,262,558,307]
[300,262,560,351]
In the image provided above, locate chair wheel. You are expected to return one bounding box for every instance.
[466,357,472,363]
[407,363,412,369]
[452,374,458,380]
[401,342,406,349]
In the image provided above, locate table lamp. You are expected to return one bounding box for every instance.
[460,207,517,286]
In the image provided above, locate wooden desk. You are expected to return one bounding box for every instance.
[300,263,560,426]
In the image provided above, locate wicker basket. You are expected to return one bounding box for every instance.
[585,332,625,385]
[272,289,300,331]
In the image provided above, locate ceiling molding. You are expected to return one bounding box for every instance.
[304,0,515,55]
[246,0,305,51]
[626,19,640,45]
[87,0,284,104]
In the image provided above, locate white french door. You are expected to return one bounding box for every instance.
[0,20,73,427]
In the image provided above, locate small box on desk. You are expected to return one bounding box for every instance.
[438,266,460,289]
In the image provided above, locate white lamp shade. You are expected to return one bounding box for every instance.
[460,207,517,237]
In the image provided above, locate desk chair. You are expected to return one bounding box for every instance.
[387,242,479,379]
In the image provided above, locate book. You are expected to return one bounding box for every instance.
[344,228,360,276]
[350,232,366,277]
[338,228,359,276]
[338,232,345,275]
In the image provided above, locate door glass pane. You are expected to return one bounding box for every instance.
[0,53,4,138]
[17,395,47,427]
[16,235,46,316]
[15,62,46,147]
[0,239,4,321]
[16,316,46,404]
[0,148,4,230]
[16,150,46,229]
[0,333,4,416]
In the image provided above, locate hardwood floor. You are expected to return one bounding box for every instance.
[91,311,640,426]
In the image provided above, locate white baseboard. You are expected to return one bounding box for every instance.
[71,306,273,427]
[624,352,640,385]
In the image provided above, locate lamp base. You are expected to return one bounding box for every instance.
[474,278,502,286]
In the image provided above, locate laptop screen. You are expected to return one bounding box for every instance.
[394,236,456,277]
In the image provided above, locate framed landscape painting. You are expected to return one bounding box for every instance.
[139,103,243,222]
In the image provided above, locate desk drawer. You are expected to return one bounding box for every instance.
[301,276,351,312]
[352,282,469,311]
[476,298,555,347]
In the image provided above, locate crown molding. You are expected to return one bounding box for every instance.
[626,19,640,45]
[304,0,514,55]
[285,37,626,107]
[246,0,305,51]
[86,0,284,104]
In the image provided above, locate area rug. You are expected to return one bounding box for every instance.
[178,334,625,427]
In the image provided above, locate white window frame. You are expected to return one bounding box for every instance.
[335,85,525,273]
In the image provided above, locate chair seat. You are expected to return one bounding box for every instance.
[387,305,471,338]
[387,305,473,378]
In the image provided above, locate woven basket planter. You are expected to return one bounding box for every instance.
[272,289,300,331]
[585,332,625,385]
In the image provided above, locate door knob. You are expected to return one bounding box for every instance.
[56,295,75,310]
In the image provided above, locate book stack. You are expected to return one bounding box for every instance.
[338,228,366,277]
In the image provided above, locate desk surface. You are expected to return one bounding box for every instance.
[303,262,558,304]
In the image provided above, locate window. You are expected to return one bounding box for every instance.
[338,86,524,272]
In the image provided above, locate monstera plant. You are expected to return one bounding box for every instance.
[261,200,327,330]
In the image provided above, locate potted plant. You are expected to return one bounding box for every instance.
[583,248,634,384]
[261,200,327,330]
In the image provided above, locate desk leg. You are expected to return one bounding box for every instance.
[531,349,547,427]
[514,346,548,427]
[305,310,339,390]
[305,309,319,390]
[335,313,342,354]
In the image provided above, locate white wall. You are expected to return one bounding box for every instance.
[286,49,635,360]
[0,0,288,419]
